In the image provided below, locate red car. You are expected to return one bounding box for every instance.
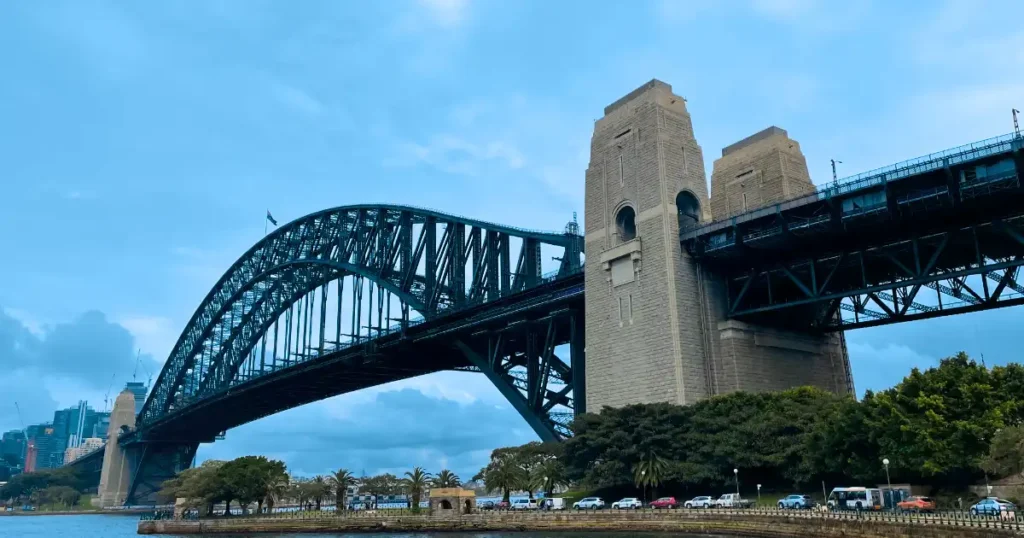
[649,497,679,509]
[896,496,936,513]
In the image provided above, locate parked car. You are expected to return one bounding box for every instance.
[540,498,566,510]
[611,497,643,510]
[896,496,936,513]
[714,493,754,509]
[573,497,606,510]
[777,494,813,510]
[495,500,511,510]
[970,498,1017,516]
[478,500,495,510]
[683,496,714,509]
[650,496,679,509]
[511,499,539,510]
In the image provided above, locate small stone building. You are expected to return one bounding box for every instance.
[429,488,476,514]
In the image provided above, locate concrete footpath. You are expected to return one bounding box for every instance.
[138,509,1023,537]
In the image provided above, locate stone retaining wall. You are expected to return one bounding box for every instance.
[138,510,1022,537]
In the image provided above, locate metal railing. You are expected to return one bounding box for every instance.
[683,132,1022,240]
[144,505,1024,531]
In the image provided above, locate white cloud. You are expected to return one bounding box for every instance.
[3,307,44,337]
[418,0,470,28]
[270,82,325,116]
[117,315,177,360]
[388,135,526,176]
[750,0,817,19]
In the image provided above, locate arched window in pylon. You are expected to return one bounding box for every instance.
[616,205,637,242]
[676,191,701,232]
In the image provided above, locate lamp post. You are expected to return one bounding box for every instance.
[641,470,647,505]
[733,468,739,497]
[542,477,548,509]
[757,484,762,506]
[882,458,892,510]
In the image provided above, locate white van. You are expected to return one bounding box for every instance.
[511,499,539,510]
[827,487,883,511]
[541,498,566,510]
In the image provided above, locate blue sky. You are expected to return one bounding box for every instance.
[2,0,1023,479]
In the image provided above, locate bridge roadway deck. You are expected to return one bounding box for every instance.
[128,273,583,444]
[682,132,1024,329]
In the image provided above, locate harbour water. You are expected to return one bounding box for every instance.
[0,515,748,537]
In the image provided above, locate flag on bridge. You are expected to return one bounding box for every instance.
[266,210,278,226]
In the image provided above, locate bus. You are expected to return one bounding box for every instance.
[827,487,883,511]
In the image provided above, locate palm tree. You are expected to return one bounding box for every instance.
[433,469,461,489]
[311,475,331,511]
[256,464,289,514]
[633,451,668,501]
[533,456,567,496]
[403,467,432,510]
[329,469,358,511]
[264,474,290,514]
[482,457,524,503]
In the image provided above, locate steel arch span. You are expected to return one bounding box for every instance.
[121,204,585,504]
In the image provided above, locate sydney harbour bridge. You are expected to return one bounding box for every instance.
[70,80,1024,506]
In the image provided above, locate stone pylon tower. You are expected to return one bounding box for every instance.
[584,80,714,409]
[97,390,136,507]
[583,80,852,412]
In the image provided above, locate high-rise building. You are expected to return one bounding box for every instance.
[0,430,26,477]
[64,437,104,464]
[125,381,148,416]
[51,401,109,465]
[24,424,59,471]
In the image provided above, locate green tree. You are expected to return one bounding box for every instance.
[219,456,284,514]
[474,452,524,502]
[433,469,461,488]
[403,467,431,509]
[29,486,80,509]
[982,425,1024,479]
[361,473,400,508]
[862,353,1013,487]
[158,460,226,515]
[329,469,358,510]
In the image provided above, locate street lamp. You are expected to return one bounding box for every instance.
[641,470,647,505]
[733,469,739,497]
[542,477,548,509]
[882,458,892,510]
[757,484,762,505]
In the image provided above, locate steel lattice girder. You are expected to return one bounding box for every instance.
[124,442,197,506]
[126,275,583,447]
[724,217,1024,330]
[456,304,585,441]
[138,205,584,433]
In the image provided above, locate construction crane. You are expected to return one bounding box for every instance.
[14,401,25,431]
[103,373,117,413]
[132,349,142,381]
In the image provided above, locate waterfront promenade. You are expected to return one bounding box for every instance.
[138,508,1024,537]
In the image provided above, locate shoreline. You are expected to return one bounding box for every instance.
[2,508,153,517]
[138,510,1023,537]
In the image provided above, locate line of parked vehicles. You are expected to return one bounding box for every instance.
[571,493,756,510]
[535,487,1018,516]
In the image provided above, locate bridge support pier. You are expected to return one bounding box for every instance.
[97,390,137,507]
[583,80,853,412]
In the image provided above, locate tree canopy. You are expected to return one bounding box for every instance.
[558,353,1024,495]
